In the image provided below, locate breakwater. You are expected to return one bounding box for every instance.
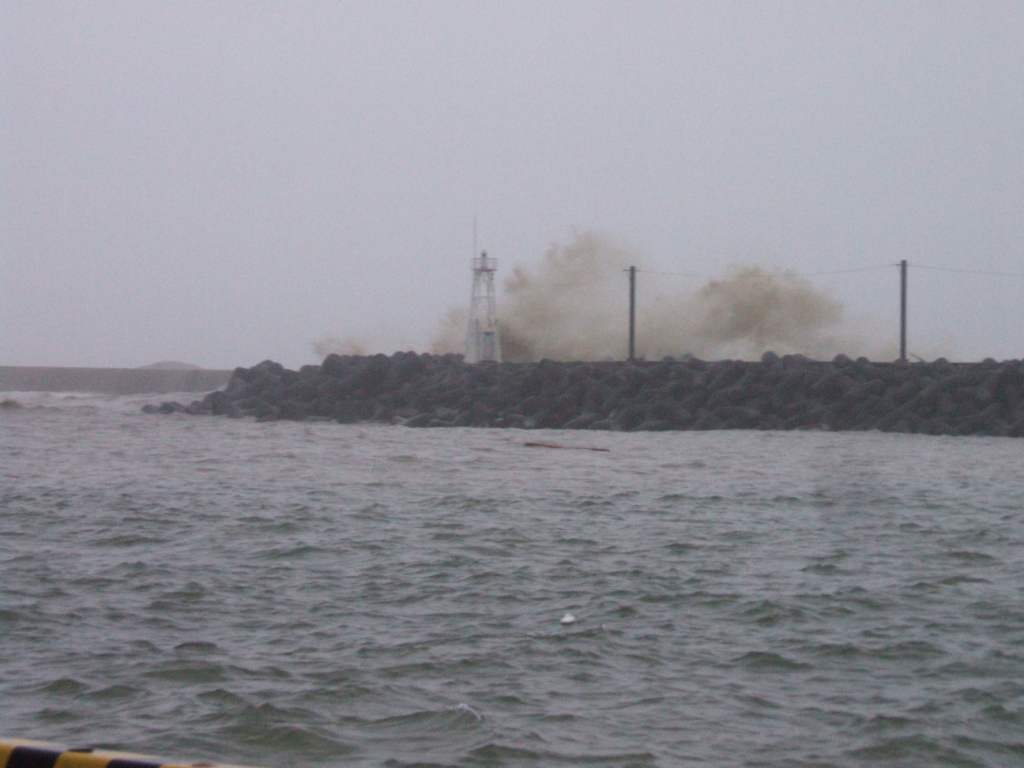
[0,366,232,395]
[150,352,1024,437]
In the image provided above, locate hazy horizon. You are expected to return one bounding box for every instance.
[3,3,1023,368]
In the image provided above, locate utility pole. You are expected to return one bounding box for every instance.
[899,259,907,362]
[628,266,637,362]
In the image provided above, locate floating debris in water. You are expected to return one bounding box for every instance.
[560,612,577,625]
[524,441,610,452]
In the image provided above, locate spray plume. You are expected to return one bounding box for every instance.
[432,230,889,362]
[313,335,369,358]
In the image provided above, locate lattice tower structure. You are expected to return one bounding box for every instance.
[465,251,501,362]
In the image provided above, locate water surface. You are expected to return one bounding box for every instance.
[2,392,1023,766]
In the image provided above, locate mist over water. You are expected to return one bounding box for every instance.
[430,231,893,362]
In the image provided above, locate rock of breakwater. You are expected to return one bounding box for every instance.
[145,352,1024,437]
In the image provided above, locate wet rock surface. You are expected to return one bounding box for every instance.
[146,352,1024,437]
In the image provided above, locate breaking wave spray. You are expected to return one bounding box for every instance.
[431,231,890,362]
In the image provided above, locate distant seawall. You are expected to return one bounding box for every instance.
[0,366,232,395]
[150,353,1024,437]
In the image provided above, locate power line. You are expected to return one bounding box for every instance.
[910,264,1024,279]
[633,264,892,278]
[795,265,892,276]
[635,263,1024,279]
[636,269,709,277]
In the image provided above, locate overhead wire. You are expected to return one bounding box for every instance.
[633,263,1024,279]
[631,264,892,279]
[909,264,1024,279]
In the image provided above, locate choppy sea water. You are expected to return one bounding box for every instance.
[2,391,1023,768]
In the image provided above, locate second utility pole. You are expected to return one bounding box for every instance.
[899,259,907,362]
[628,266,637,362]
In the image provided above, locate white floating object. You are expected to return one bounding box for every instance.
[560,612,577,625]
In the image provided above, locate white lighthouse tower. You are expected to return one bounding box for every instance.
[465,251,501,362]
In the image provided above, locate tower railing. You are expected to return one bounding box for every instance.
[472,255,498,272]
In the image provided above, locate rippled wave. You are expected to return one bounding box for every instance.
[2,392,1023,766]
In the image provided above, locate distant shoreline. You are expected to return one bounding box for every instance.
[0,366,232,395]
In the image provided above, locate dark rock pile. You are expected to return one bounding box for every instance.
[143,352,1024,437]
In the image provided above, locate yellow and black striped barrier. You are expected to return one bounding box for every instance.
[0,740,265,768]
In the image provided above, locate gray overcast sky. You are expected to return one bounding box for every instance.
[2,1,1023,368]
